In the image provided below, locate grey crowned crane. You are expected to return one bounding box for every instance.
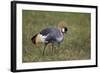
[31,22,68,55]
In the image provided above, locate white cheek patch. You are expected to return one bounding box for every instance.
[62,28,65,33]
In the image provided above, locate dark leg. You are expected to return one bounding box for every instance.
[51,43,54,54]
[42,43,47,55]
[58,42,60,48]
[56,42,60,54]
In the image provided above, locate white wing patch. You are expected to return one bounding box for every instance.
[39,34,48,43]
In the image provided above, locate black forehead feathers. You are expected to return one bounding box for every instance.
[64,27,68,32]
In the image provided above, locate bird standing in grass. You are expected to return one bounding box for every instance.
[31,21,68,55]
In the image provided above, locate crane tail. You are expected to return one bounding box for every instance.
[31,34,37,44]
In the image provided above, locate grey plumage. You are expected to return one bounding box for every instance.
[40,28,64,43]
[31,27,68,55]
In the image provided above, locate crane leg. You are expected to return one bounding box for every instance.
[52,43,54,54]
[58,42,60,48]
[42,43,47,55]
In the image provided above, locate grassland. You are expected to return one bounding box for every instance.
[22,10,91,63]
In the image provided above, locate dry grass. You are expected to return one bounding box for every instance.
[22,10,91,63]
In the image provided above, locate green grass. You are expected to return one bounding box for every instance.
[22,10,91,63]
